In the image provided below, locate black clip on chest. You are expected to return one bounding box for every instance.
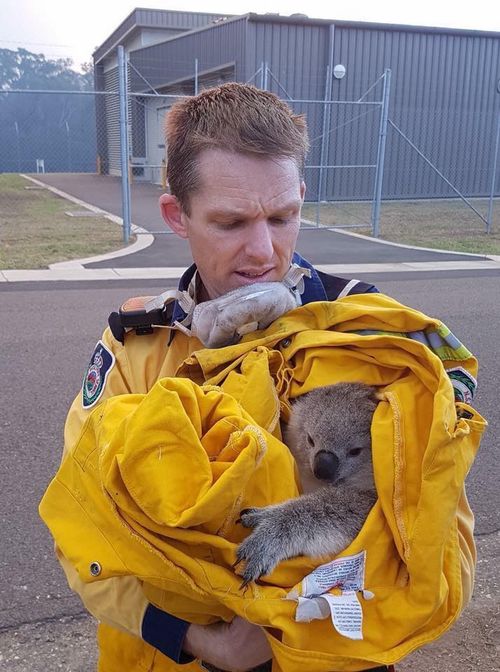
[119,296,171,336]
[108,296,172,343]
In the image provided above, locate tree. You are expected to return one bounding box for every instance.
[0,48,93,91]
[0,48,96,172]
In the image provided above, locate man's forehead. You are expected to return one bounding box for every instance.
[196,149,300,179]
[193,150,302,210]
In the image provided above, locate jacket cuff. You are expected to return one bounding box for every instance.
[141,603,194,664]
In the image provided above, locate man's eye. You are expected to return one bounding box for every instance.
[270,217,288,225]
[216,220,243,229]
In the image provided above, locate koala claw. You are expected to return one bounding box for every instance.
[235,525,280,585]
[235,551,272,585]
[238,507,265,528]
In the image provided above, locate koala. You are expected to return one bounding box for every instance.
[235,382,381,586]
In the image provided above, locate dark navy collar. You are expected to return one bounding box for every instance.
[292,251,327,304]
[169,253,326,327]
[170,264,197,326]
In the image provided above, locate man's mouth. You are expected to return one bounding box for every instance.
[236,268,274,280]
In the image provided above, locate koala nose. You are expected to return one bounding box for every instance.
[313,451,340,481]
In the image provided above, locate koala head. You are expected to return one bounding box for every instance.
[285,382,381,491]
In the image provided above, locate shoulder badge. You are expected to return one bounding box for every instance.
[446,366,477,404]
[82,340,115,409]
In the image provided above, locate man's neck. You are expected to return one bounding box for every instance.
[192,272,209,304]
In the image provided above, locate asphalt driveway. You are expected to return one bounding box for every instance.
[33,173,485,269]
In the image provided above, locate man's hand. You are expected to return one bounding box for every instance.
[183,616,272,671]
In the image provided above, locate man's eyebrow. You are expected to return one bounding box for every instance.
[207,201,302,220]
[206,208,248,220]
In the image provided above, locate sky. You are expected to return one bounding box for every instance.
[1,0,499,70]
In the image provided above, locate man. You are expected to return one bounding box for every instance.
[46,83,397,672]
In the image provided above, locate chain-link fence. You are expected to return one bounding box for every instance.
[1,47,499,247]
[109,50,393,241]
[0,89,97,174]
[289,70,389,235]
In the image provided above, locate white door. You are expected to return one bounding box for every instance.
[146,98,170,184]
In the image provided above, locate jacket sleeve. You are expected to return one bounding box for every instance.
[55,327,194,664]
[62,327,132,459]
[57,550,193,663]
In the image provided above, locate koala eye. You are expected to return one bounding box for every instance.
[348,447,363,457]
[306,433,315,448]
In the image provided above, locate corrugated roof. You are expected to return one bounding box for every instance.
[94,9,499,65]
[93,8,234,63]
[247,12,500,38]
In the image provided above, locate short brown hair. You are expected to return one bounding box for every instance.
[165,82,309,214]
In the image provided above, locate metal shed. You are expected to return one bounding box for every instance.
[93,10,500,202]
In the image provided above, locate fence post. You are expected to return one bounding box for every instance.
[260,62,269,90]
[118,45,132,244]
[194,58,199,96]
[317,65,333,227]
[486,110,500,234]
[14,121,21,172]
[65,120,71,171]
[161,158,167,190]
[371,68,391,238]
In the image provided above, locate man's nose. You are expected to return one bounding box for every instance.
[313,451,340,481]
[245,220,274,261]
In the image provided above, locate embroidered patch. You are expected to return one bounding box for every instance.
[82,340,115,408]
[447,366,477,404]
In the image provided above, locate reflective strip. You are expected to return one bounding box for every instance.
[337,279,361,299]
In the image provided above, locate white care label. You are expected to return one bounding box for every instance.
[295,596,331,622]
[288,551,370,639]
[301,550,366,597]
[294,590,364,639]
[323,591,363,640]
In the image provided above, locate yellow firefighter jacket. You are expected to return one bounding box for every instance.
[39,293,486,671]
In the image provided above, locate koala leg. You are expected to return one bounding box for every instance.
[236,488,372,585]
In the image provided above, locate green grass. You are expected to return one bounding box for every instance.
[0,174,135,269]
[301,198,500,255]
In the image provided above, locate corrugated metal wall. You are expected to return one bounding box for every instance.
[103,67,121,176]
[330,25,500,199]
[98,14,499,197]
[248,19,499,201]
[325,26,385,202]
[128,18,248,93]
[245,20,330,197]
[245,20,327,98]
[94,9,230,63]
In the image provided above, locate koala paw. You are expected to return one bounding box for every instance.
[238,507,267,528]
[235,506,290,586]
[235,529,278,586]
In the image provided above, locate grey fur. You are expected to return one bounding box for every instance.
[235,382,380,586]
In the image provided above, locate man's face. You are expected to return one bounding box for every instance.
[161,150,305,301]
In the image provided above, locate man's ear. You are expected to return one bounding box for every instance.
[159,193,188,239]
[300,180,306,202]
